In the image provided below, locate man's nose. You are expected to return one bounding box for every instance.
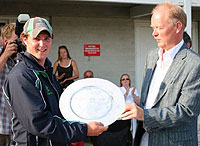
[39,40,44,46]
[152,29,158,37]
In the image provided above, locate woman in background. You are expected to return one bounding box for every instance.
[91,74,139,146]
[54,46,81,146]
[119,73,140,144]
[120,74,140,105]
[53,45,79,91]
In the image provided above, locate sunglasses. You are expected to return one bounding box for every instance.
[122,78,129,81]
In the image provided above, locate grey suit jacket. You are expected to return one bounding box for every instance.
[138,43,200,146]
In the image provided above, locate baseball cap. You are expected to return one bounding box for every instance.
[23,17,53,38]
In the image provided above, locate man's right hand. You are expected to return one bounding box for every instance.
[2,40,18,59]
[0,40,18,72]
[121,103,144,121]
[86,121,108,136]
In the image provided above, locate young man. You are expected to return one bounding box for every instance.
[0,23,18,146]
[3,17,107,146]
[121,2,200,146]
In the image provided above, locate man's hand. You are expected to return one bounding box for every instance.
[3,40,18,59]
[87,121,108,136]
[0,40,18,72]
[121,103,144,121]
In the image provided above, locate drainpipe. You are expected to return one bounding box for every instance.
[183,0,192,37]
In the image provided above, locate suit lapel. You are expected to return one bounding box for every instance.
[152,44,188,107]
[141,49,158,107]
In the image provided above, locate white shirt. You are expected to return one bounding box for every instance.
[140,40,184,146]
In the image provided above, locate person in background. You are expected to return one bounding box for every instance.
[120,74,140,105]
[121,2,200,146]
[53,45,79,91]
[84,70,94,78]
[0,23,18,146]
[183,31,192,49]
[0,29,3,47]
[90,74,136,146]
[72,69,95,146]
[3,17,108,146]
[119,73,140,143]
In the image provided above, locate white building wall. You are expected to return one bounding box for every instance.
[50,17,136,86]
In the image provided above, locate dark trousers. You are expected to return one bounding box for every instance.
[91,120,132,146]
[133,121,145,146]
[0,134,10,146]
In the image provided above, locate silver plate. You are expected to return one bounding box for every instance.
[59,78,125,126]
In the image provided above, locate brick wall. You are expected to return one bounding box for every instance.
[50,17,136,86]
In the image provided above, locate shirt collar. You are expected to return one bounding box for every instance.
[158,39,184,60]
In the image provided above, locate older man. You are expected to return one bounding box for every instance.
[121,2,200,146]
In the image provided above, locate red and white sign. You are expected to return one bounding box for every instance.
[84,44,100,56]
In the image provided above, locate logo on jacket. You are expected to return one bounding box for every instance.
[45,86,53,95]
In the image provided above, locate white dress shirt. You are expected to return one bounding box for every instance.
[140,40,184,146]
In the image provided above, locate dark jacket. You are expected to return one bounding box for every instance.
[3,52,87,146]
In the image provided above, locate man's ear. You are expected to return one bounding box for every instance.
[24,41,27,46]
[22,36,28,46]
[3,37,8,45]
[176,21,183,33]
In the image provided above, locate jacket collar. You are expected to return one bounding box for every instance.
[141,43,188,107]
[152,43,188,107]
[17,51,52,72]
